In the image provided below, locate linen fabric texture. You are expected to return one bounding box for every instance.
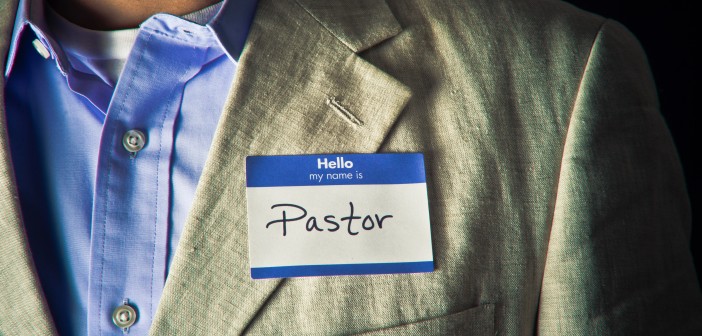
[1,0,700,334]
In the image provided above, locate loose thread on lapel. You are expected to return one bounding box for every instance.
[326,97,364,126]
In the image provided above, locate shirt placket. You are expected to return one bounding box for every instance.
[87,17,210,335]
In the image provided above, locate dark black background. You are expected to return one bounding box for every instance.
[564,1,699,282]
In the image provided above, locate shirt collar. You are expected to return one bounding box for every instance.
[208,0,259,61]
[4,0,259,78]
[4,0,66,77]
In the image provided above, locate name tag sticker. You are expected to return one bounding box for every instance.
[245,153,433,279]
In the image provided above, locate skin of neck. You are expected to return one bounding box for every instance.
[46,0,222,30]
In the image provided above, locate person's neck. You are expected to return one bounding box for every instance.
[46,0,222,30]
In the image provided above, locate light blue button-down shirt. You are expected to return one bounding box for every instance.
[3,0,258,334]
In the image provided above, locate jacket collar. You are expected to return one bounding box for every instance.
[0,0,410,333]
[151,0,409,333]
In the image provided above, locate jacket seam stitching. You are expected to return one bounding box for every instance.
[537,17,611,321]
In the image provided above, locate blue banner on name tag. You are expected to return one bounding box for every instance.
[251,261,435,279]
[245,153,434,279]
[246,153,426,187]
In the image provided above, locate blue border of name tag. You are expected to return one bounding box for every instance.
[246,153,426,187]
[251,261,434,279]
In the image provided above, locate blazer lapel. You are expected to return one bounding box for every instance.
[0,0,57,334]
[151,0,410,334]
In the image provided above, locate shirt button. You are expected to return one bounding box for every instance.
[31,39,51,59]
[122,130,146,154]
[112,303,137,330]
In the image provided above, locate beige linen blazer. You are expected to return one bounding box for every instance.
[1,0,701,334]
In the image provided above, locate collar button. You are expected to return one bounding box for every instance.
[31,39,50,59]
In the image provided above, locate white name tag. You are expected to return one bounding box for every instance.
[245,153,434,279]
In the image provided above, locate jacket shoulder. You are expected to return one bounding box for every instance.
[385,0,611,47]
